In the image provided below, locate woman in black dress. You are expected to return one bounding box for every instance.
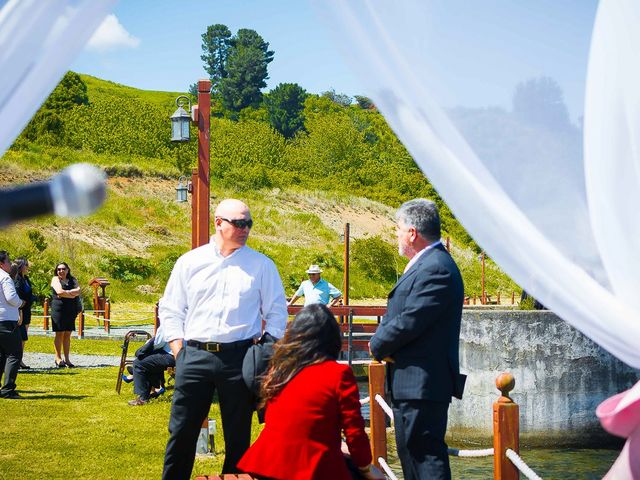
[50,262,81,368]
[13,258,34,369]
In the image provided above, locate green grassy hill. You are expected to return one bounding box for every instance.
[1,73,520,307]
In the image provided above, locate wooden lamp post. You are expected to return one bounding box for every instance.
[171,79,211,249]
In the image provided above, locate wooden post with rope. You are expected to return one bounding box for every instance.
[43,297,49,331]
[493,372,519,480]
[104,299,111,333]
[368,361,387,468]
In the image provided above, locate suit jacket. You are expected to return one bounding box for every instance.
[370,243,464,402]
[238,360,372,480]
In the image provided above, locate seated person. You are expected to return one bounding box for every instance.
[125,324,175,406]
[287,264,342,307]
[238,304,384,480]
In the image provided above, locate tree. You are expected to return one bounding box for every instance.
[321,89,351,107]
[512,76,572,131]
[21,71,88,143]
[200,24,232,93]
[354,95,375,110]
[219,29,274,112]
[44,71,89,111]
[264,83,307,138]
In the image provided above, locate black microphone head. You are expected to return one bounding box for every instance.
[50,163,107,217]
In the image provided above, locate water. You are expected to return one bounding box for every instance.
[395,444,618,479]
[357,381,619,479]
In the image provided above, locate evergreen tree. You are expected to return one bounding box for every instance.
[264,83,307,138]
[219,29,274,112]
[200,24,232,93]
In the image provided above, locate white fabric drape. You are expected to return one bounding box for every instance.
[0,0,116,156]
[320,0,640,368]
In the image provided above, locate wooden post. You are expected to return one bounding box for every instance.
[511,291,515,305]
[497,291,501,305]
[493,372,519,480]
[154,302,160,335]
[194,79,211,249]
[43,297,49,331]
[78,311,84,339]
[368,362,387,467]
[104,300,111,333]
[343,223,350,306]
[191,168,199,249]
[481,251,486,305]
[446,236,451,252]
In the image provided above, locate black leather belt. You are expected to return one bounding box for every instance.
[186,338,253,353]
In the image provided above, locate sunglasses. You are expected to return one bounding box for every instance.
[218,217,253,229]
[57,267,68,271]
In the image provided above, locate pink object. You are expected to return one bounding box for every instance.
[596,380,640,479]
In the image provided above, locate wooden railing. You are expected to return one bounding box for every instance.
[367,364,523,479]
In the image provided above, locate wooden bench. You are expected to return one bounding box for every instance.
[195,475,255,479]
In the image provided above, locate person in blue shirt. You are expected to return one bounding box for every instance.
[288,265,343,307]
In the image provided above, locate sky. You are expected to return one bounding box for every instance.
[72,0,362,97]
[72,0,599,122]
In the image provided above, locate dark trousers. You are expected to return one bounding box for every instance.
[162,343,253,480]
[392,399,451,480]
[0,321,23,396]
[133,350,175,400]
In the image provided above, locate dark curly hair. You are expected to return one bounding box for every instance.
[260,303,341,407]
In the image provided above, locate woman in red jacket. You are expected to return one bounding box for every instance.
[238,304,385,480]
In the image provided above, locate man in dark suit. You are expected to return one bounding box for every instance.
[369,199,464,480]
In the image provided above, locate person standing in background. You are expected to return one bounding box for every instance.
[12,258,34,370]
[0,251,24,399]
[50,261,81,368]
[287,264,343,307]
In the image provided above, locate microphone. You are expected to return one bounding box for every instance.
[0,163,107,227]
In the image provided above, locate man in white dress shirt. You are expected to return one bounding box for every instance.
[160,199,288,479]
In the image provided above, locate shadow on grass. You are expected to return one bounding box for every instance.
[19,394,90,400]
[20,369,81,375]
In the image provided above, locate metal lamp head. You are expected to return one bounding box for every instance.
[176,176,188,203]
[171,96,191,142]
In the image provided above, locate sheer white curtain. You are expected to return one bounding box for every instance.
[319,0,640,369]
[0,0,116,156]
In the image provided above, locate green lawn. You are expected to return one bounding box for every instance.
[2,339,264,479]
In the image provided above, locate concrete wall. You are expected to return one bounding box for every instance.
[447,310,639,447]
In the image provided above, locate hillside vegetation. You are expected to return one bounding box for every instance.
[1,73,519,306]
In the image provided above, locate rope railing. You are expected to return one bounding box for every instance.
[506,449,543,480]
[33,298,159,337]
[448,447,494,457]
[374,393,394,420]
[366,365,547,480]
[377,457,398,480]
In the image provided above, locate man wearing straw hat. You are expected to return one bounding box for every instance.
[287,264,342,307]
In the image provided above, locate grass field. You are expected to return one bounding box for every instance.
[0,338,261,480]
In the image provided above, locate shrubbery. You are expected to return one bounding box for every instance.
[98,254,154,282]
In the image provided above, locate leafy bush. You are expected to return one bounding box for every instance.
[99,254,154,282]
[351,236,401,283]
